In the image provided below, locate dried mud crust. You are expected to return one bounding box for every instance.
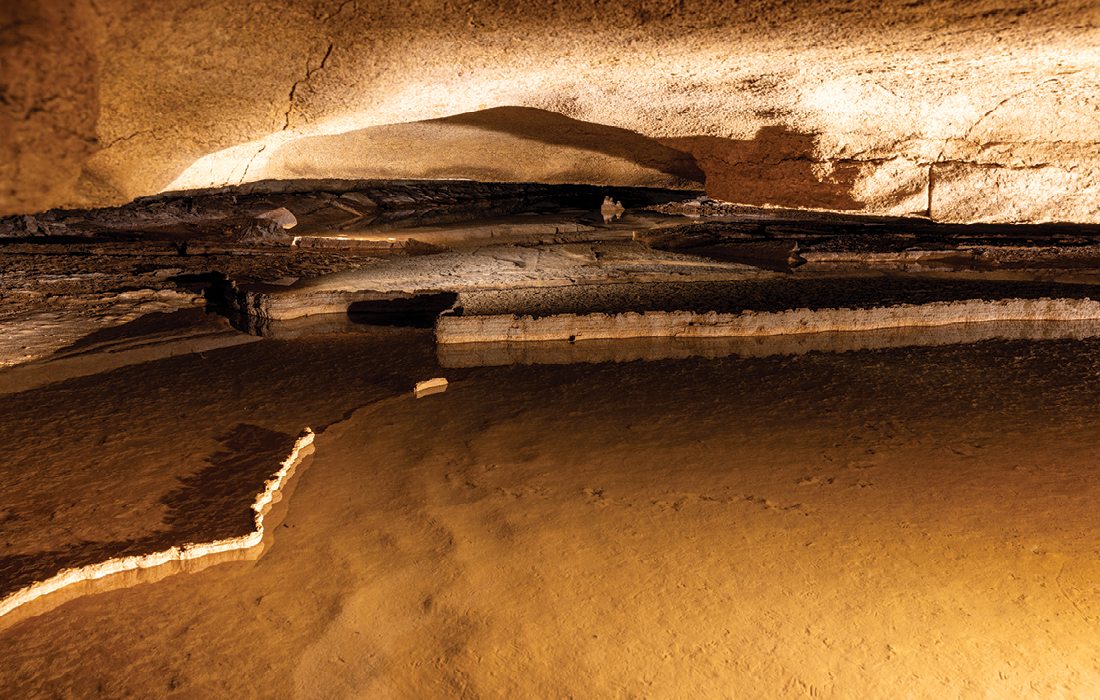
[6,338,1100,695]
[0,428,314,619]
[455,277,1100,318]
[0,329,442,620]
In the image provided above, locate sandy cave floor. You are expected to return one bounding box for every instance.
[2,323,1100,696]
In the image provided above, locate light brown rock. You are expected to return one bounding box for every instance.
[255,207,298,229]
[2,1,1099,223]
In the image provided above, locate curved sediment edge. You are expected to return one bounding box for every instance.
[435,298,1100,344]
[437,319,1100,368]
[0,428,316,627]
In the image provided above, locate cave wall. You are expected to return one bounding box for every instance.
[2,0,1099,223]
[1,0,101,216]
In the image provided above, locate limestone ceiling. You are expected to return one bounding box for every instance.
[3,0,1099,222]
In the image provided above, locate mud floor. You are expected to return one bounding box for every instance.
[2,324,1100,697]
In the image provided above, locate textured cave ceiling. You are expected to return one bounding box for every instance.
[3,0,1099,223]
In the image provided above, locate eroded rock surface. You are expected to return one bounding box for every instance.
[3,1,1099,223]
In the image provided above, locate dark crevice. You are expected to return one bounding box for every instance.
[347,292,458,327]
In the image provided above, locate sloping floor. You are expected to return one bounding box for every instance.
[3,327,1100,697]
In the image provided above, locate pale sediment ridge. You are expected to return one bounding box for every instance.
[0,429,315,626]
[437,319,1100,367]
[435,298,1100,344]
[229,267,1100,333]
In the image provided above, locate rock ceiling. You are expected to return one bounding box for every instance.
[3,0,1099,222]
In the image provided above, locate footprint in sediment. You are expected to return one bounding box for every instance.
[796,475,835,486]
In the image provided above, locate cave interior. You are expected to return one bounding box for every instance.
[3,1,1100,696]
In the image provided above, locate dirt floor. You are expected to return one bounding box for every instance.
[3,325,1100,697]
[4,189,1100,696]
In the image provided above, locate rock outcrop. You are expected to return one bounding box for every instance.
[2,1,1099,223]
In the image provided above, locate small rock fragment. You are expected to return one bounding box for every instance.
[600,196,624,223]
[255,207,297,229]
[414,377,449,398]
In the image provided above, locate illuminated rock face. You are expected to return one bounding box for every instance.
[3,0,1099,222]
